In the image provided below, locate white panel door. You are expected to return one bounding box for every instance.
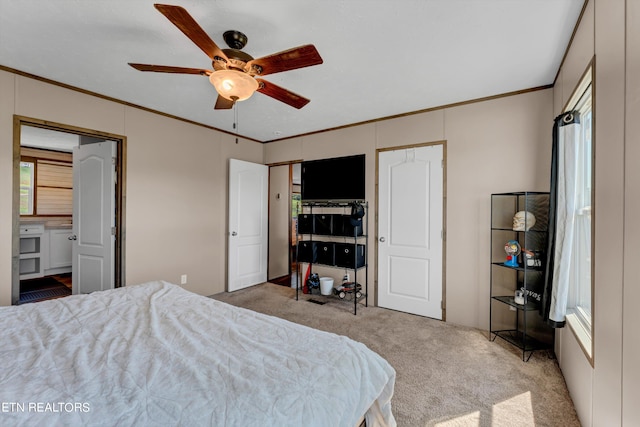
[72,141,116,294]
[378,145,443,319]
[228,159,269,292]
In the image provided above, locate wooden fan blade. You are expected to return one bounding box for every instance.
[248,45,323,76]
[128,63,211,75]
[214,95,235,109]
[154,4,228,62]
[256,79,310,109]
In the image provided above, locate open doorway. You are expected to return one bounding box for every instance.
[267,162,300,288]
[11,116,126,305]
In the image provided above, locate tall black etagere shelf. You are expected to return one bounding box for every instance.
[490,192,554,361]
[295,201,368,315]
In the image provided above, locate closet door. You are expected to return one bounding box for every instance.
[377,144,444,319]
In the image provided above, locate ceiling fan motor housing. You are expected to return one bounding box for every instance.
[223,30,248,50]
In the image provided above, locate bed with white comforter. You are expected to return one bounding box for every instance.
[0,281,395,426]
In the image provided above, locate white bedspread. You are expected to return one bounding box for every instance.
[0,281,395,426]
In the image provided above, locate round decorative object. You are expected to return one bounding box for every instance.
[504,240,521,267]
[512,211,536,231]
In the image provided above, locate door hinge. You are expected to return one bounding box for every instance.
[441,301,445,310]
[441,229,445,240]
[441,159,444,168]
[111,226,116,236]
[112,156,116,165]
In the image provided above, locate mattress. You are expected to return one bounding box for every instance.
[0,281,396,426]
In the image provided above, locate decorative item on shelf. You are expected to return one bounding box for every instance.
[504,240,521,267]
[514,288,526,305]
[512,211,536,231]
[350,201,365,227]
[522,248,542,267]
[306,273,320,293]
[333,282,362,300]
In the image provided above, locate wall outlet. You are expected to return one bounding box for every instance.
[180,274,187,285]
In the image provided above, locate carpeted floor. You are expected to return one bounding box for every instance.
[212,283,580,427]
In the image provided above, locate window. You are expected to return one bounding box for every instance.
[565,70,593,355]
[291,193,301,218]
[291,192,301,246]
[19,150,73,217]
[571,85,592,329]
[19,161,35,215]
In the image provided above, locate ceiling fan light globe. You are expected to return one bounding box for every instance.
[209,70,258,102]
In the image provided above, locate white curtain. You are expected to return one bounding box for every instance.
[548,113,581,324]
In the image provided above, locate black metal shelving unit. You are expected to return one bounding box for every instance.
[489,192,554,361]
[295,201,368,315]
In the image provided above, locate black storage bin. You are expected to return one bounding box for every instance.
[334,215,364,237]
[313,214,334,236]
[335,243,365,268]
[316,241,335,265]
[297,241,317,263]
[297,214,314,234]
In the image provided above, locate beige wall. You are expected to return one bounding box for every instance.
[553,0,639,425]
[623,1,640,424]
[0,71,263,303]
[268,164,290,280]
[266,88,553,327]
[0,71,15,306]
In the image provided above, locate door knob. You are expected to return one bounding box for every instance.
[68,235,77,240]
[379,237,386,242]
[231,231,237,236]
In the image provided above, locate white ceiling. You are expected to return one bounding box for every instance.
[0,1,584,142]
[20,126,79,152]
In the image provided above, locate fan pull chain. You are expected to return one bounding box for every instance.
[233,102,239,144]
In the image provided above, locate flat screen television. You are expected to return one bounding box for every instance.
[301,154,365,201]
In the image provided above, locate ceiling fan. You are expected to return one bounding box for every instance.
[129,4,323,109]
